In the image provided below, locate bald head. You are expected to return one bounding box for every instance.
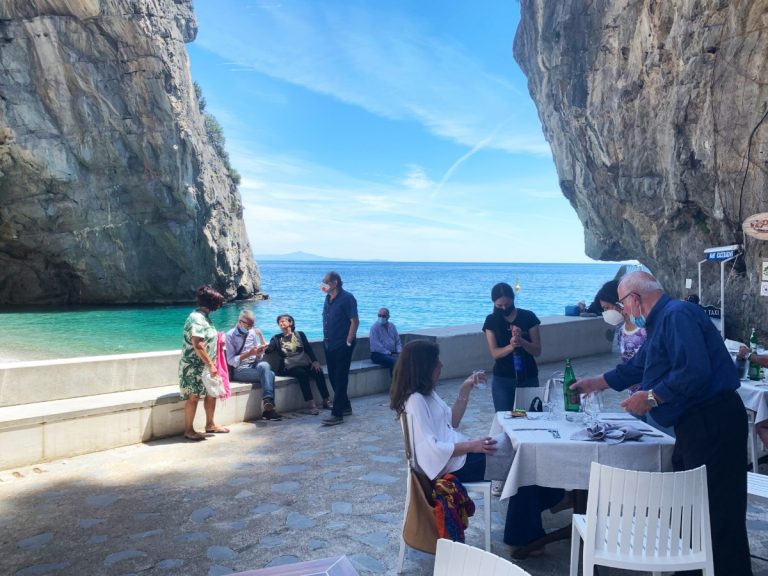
[619,271,664,297]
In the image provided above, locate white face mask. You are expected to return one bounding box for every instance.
[602,309,624,326]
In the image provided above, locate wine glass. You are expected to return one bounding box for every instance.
[472,370,487,390]
[581,392,602,426]
[544,373,562,420]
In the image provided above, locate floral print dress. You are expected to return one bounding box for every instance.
[178,309,218,399]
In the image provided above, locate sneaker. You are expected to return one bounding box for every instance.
[262,410,282,421]
[321,415,344,426]
[343,407,352,416]
[491,480,504,497]
[263,399,275,412]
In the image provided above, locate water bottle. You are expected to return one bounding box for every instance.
[513,350,525,385]
[562,358,581,412]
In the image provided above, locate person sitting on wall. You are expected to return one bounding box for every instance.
[225,310,282,421]
[369,307,402,375]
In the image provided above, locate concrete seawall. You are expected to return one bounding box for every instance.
[0,316,611,470]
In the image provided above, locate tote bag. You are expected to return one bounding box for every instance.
[402,468,439,554]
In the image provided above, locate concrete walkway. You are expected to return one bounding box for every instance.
[1,353,767,576]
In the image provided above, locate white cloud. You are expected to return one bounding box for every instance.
[196,2,549,156]
[400,165,434,191]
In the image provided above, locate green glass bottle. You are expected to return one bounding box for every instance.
[563,358,581,412]
[750,327,758,353]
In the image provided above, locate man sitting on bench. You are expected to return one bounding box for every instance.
[225,310,282,421]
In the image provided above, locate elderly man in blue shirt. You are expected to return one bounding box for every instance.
[572,271,752,576]
[369,307,402,376]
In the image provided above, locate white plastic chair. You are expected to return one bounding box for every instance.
[513,385,547,411]
[433,538,532,576]
[747,409,766,472]
[570,462,714,576]
[397,412,492,574]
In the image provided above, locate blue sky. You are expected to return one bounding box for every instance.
[187,0,594,263]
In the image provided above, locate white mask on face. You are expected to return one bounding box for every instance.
[602,309,624,326]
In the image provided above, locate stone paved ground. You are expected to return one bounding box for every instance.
[1,353,767,576]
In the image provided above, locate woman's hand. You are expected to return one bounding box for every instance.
[472,437,497,454]
[311,360,321,372]
[209,365,218,378]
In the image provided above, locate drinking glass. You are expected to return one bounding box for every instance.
[544,377,562,420]
[472,370,487,390]
[581,392,602,426]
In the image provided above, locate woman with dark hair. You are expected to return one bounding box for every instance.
[265,314,331,415]
[178,285,226,441]
[390,339,564,557]
[482,282,542,412]
[390,340,495,486]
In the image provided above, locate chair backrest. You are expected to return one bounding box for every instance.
[513,386,547,411]
[433,539,532,576]
[401,412,435,501]
[584,462,712,561]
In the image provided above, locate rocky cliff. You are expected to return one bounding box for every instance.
[515,0,768,338]
[0,0,260,305]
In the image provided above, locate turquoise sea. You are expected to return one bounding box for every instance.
[0,261,632,362]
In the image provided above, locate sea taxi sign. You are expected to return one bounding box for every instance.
[743,212,768,241]
[704,244,740,261]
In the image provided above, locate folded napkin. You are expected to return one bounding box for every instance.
[570,422,644,444]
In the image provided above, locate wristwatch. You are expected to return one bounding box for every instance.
[647,390,658,408]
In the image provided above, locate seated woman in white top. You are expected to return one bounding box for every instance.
[389,339,565,557]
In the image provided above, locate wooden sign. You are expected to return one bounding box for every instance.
[743,213,768,240]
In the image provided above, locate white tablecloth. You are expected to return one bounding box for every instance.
[489,412,675,499]
[737,380,768,424]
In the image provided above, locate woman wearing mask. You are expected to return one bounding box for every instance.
[482,282,542,412]
[178,285,226,441]
[264,314,332,415]
[597,279,646,363]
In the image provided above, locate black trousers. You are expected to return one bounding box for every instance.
[672,390,753,576]
[325,343,354,417]
[282,365,330,402]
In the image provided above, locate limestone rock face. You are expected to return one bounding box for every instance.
[515,0,768,337]
[0,0,259,305]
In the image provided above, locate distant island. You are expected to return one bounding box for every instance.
[254,251,349,261]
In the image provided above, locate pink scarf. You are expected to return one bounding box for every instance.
[216,332,231,399]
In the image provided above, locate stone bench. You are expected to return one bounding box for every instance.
[0,359,390,470]
[0,317,612,471]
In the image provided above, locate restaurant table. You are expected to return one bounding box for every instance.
[490,411,676,500]
[228,555,359,576]
[489,411,676,559]
[738,379,768,425]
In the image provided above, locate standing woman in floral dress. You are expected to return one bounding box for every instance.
[179,285,227,441]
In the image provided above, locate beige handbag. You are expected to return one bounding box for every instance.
[403,468,439,553]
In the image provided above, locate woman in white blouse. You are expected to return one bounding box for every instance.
[390,339,564,557]
[389,339,496,481]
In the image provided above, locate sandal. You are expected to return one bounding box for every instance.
[205,426,230,434]
[300,407,320,416]
[184,432,206,441]
[322,400,333,410]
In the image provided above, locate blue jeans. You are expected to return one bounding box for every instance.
[370,351,398,375]
[492,374,539,412]
[233,361,275,401]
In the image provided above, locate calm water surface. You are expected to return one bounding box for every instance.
[0,261,631,361]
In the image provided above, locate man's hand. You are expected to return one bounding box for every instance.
[621,390,653,415]
[571,375,609,395]
[311,360,321,372]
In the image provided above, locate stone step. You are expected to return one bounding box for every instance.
[0,361,390,471]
